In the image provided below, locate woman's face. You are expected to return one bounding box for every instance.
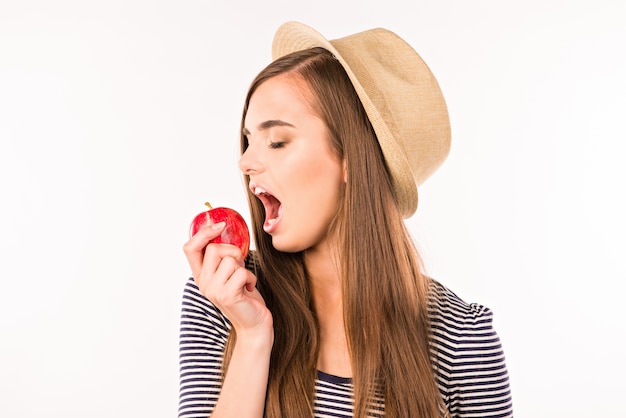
[239,74,345,253]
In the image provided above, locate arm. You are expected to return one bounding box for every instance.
[181,223,273,418]
[446,308,513,418]
[429,282,513,418]
[212,326,272,417]
[178,278,229,417]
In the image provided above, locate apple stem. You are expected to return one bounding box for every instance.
[204,202,213,210]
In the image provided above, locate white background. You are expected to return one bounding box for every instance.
[1,1,625,417]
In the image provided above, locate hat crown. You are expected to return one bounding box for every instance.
[273,22,451,218]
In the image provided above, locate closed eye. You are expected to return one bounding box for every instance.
[269,141,286,149]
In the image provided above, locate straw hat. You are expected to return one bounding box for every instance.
[272,22,451,218]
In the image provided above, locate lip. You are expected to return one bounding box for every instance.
[249,181,284,233]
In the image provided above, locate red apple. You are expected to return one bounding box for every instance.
[190,202,250,258]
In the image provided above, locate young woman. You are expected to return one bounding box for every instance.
[179,22,513,418]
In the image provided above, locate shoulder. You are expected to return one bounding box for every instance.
[427,277,504,360]
[427,278,497,338]
[427,278,513,416]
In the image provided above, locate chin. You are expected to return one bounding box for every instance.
[270,235,307,254]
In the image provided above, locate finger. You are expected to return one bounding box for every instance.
[195,255,236,300]
[212,267,257,309]
[242,267,258,292]
[184,222,226,257]
[223,267,261,303]
[183,222,226,277]
[210,255,244,288]
[217,268,268,331]
[200,242,244,279]
[192,221,227,242]
[195,250,241,297]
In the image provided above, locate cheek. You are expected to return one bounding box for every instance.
[294,159,343,213]
[276,140,344,216]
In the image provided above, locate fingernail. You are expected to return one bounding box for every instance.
[211,222,226,230]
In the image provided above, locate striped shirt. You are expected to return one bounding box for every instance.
[179,265,513,417]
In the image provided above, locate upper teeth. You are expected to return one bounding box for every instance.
[254,186,266,196]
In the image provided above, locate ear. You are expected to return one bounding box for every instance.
[342,159,348,183]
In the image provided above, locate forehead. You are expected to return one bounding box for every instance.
[245,74,318,125]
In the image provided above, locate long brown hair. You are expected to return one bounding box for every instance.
[232,47,446,417]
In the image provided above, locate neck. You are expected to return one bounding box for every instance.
[305,240,352,377]
[304,241,342,308]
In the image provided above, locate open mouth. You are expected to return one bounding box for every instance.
[252,185,283,232]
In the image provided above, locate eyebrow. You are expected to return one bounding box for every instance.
[242,119,295,136]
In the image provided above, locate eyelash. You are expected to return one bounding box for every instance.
[269,141,286,149]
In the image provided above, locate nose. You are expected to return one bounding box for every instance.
[238,145,263,176]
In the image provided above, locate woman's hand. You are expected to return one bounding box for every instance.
[183,222,273,341]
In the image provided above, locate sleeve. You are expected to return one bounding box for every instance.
[178,277,231,418]
[429,283,514,418]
